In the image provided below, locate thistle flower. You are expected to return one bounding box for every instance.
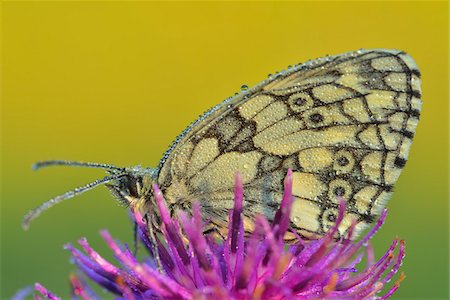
[32,170,405,299]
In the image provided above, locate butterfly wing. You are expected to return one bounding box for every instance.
[156,49,421,238]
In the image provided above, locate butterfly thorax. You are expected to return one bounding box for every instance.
[162,177,194,214]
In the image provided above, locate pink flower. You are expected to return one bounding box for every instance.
[32,170,405,299]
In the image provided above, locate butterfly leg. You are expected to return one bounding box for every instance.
[143,212,164,273]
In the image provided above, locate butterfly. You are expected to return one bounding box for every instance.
[24,49,421,240]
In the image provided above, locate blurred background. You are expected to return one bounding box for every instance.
[1,2,448,299]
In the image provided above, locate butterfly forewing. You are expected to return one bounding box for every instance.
[156,49,421,239]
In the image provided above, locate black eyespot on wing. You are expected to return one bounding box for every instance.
[337,156,350,166]
[394,157,407,168]
[294,98,307,106]
[333,186,346,197]
[309,113,323,123]
[327,213,337,222]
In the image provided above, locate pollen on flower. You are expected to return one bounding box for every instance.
[323,272,339,294]
[26,170,405,300]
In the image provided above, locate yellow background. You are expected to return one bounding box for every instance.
[1,1,448,299]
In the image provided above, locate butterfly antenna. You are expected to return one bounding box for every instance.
[23,174,125,230]
[33,160,126,172]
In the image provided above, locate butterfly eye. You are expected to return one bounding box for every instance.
[127,176,143,198]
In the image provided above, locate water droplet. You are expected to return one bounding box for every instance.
[240,84,249,91]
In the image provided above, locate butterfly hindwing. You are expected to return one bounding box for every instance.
[156,49,421,239]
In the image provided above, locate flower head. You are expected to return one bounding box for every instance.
[32,170,405,299]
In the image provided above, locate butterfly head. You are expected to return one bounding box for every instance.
[23,160,157,230]
[105,165,157,211]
